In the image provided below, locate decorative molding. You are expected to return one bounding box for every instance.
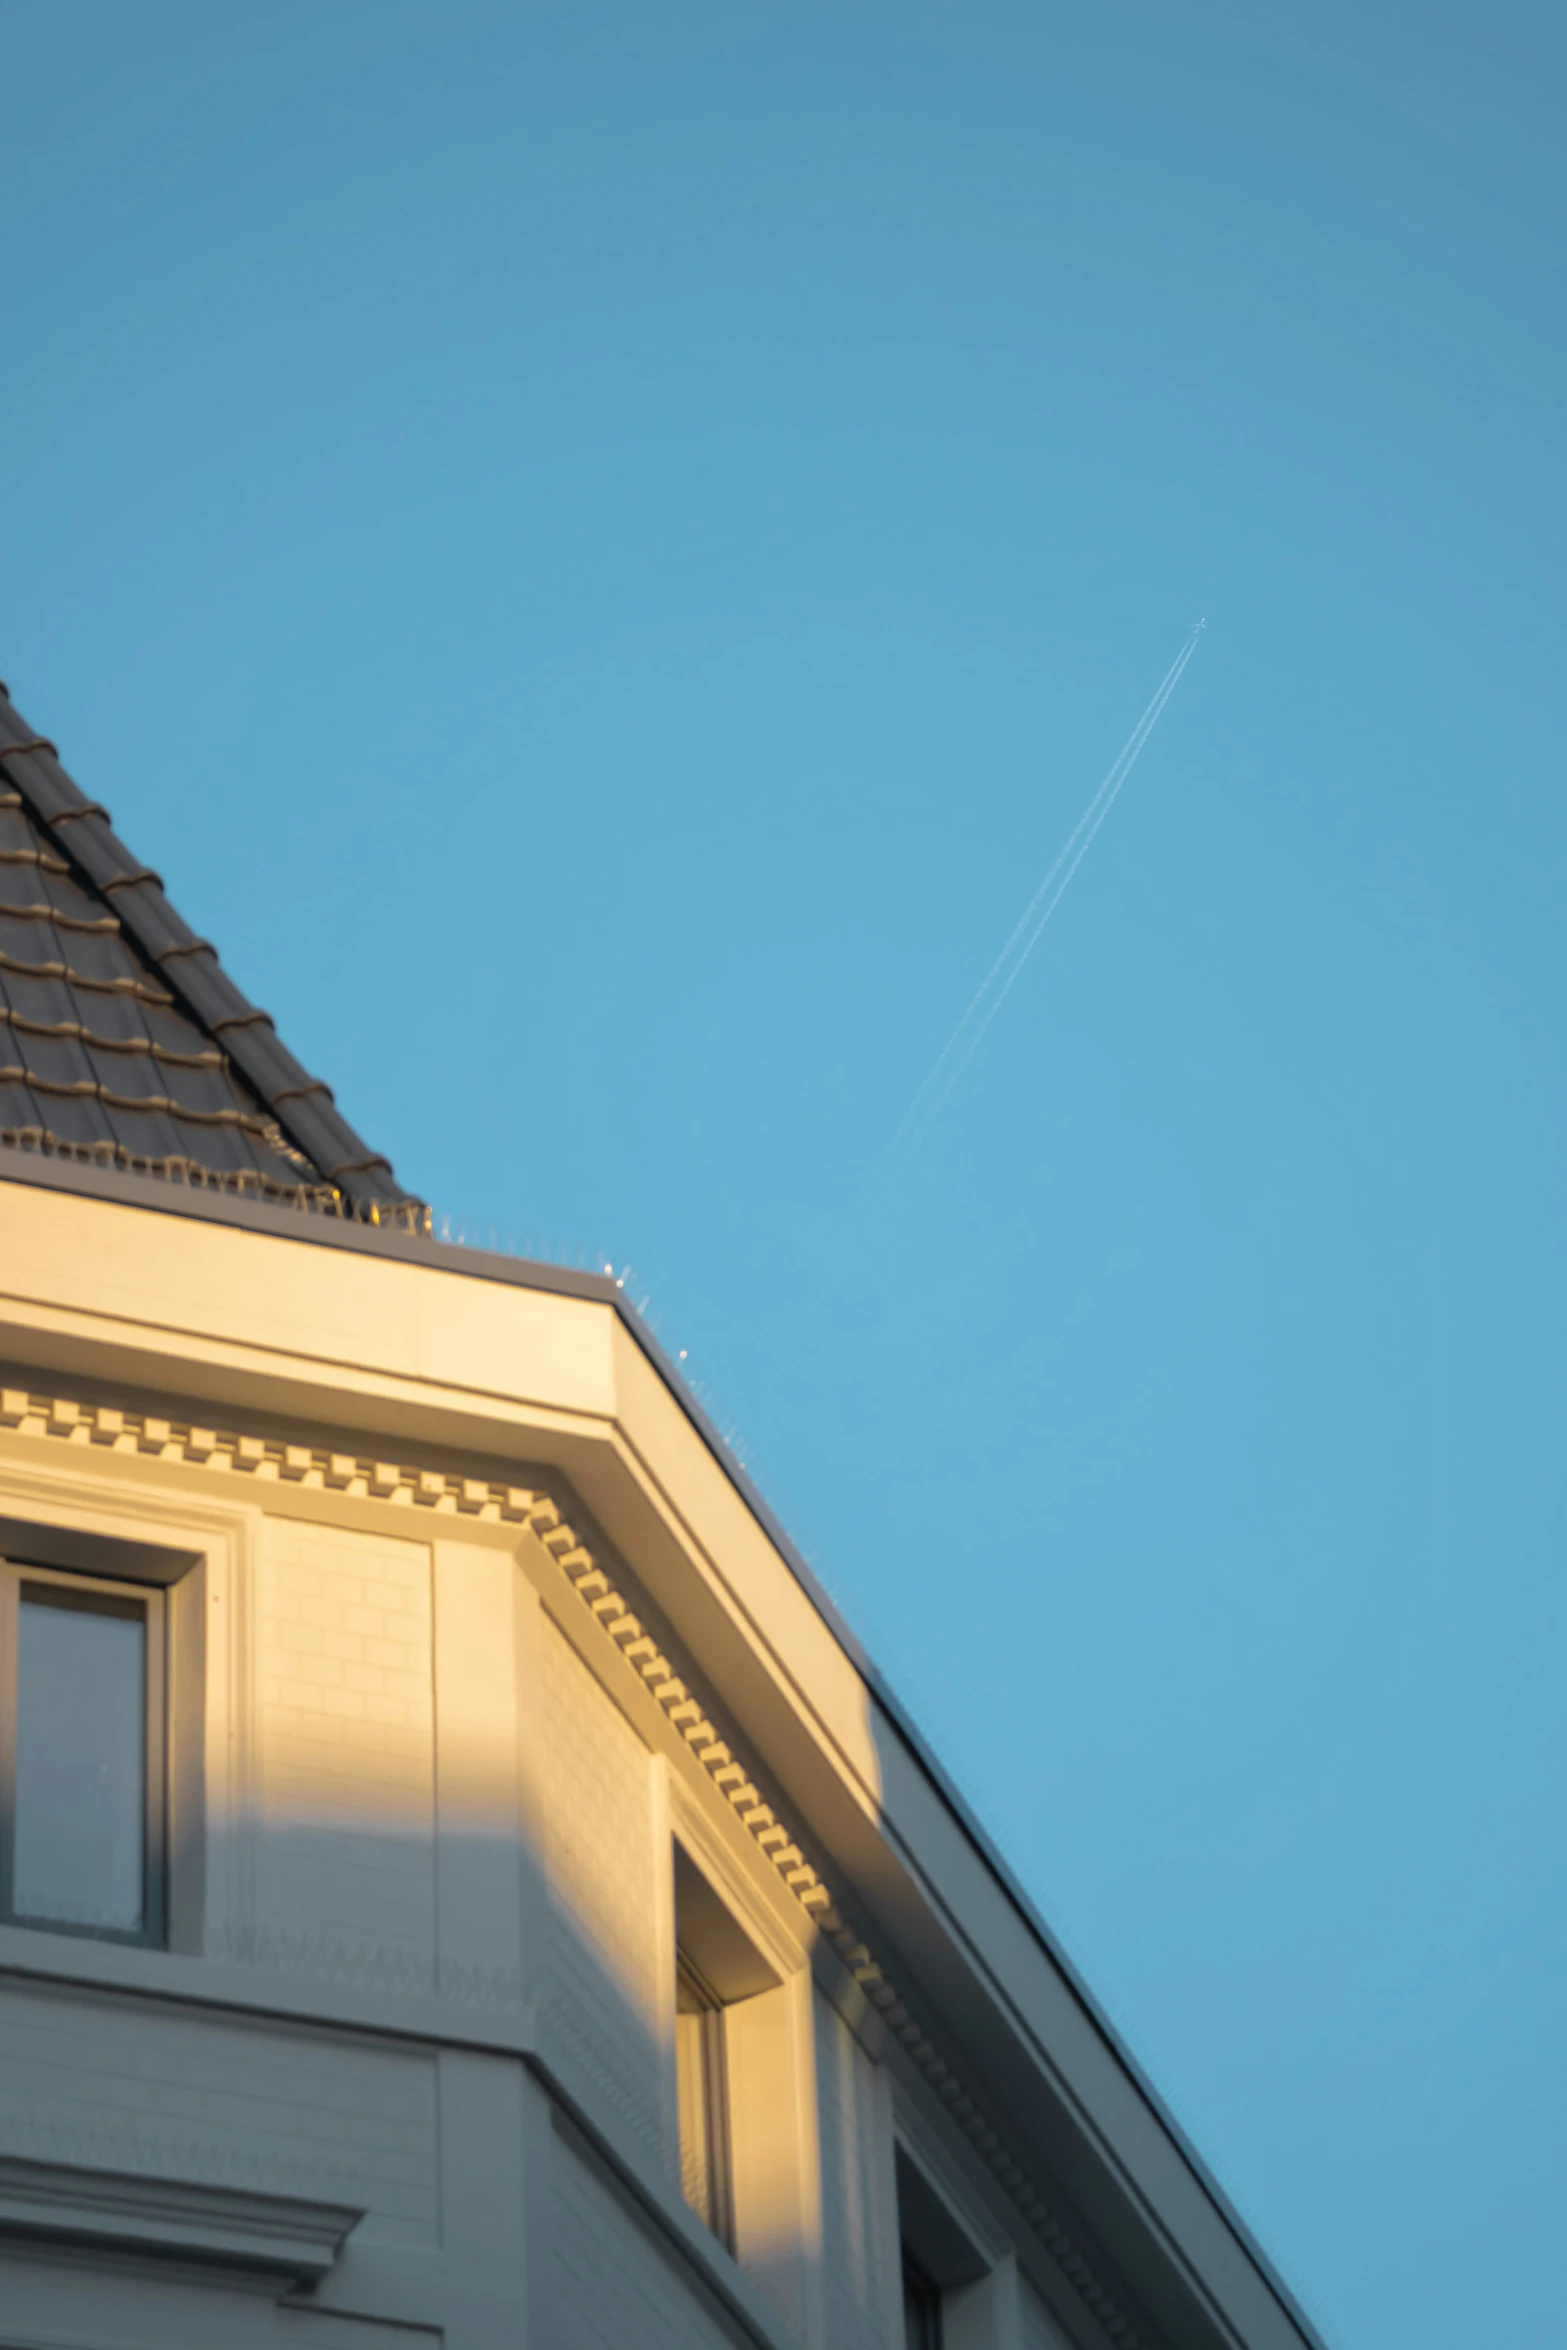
[440,1954,530,2012]
[0,2151,360,2285]
[531,1524,1145,2348]
[216,1919,437,1999]
[215,1920,526,2015]
[0,2115,360,2231]
[0,1380,1143,2346]
[0,1389,539,1519]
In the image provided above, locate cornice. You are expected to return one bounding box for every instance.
[0,2149,360,2282]
[0,1378,1145,2349]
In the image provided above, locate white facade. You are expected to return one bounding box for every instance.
[0,1160,1324,2350]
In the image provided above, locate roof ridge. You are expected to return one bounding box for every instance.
[0,686,415,1209]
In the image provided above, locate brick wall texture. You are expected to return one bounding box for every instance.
[0,1977,439,2242]
[251,1521,436,1988]
[552,2130,744,2350]
[538,1615,666,2162]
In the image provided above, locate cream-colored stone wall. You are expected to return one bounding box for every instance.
[552,2128,747,2350]
[0,1975,439,2242]
[537,1610,666,2164]
[815,1991,900,2350]
[248,1519,436,1990]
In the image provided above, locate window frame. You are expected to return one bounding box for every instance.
[0,1555,168,1948]
[902,2243,946,2350]
[675,1937,737,2248]
[891,2127,1016,2350]
[661,1766,817,2338]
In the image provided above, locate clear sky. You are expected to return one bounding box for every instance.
[4,5,1563,2342]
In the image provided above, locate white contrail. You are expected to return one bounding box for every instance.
[914,628,1200,1127]
[885,631,1195,1157]
[927,642,1191,1091]
[880,624,1203,1172]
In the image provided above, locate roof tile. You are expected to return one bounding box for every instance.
[0,694,418,1213]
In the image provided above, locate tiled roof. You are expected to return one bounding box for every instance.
[0,683,417,1216]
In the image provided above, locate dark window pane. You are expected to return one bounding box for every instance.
[13,1587,146,1932]
[903,2251,943,2350]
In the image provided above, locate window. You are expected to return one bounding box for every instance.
[670,1840,783,2257]
[676,1941,734,2246]
[0,1559,165,1943]
[902,2246,944,2350]
[894,2144,994,2350]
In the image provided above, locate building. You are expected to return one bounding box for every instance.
[0,684,1325,2350]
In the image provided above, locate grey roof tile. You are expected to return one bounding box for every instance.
[0,688,418,1214]
[0,967,79,1028]
[0,1072,40,1130]
[19,1079,115,1151]
[137,999,212,1056]
[71,994,160,1051]
[14,1027,97,1090]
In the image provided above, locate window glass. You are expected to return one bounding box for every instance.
[13,1585,146,1932]
[902,2250,943,2350]
[676,1948,732,2244]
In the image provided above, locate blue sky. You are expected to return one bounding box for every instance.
[4,5,1564,2341]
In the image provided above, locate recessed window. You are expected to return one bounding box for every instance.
[675,1942,734,2247]
[902,2247,944,2350]
[895,2145,991,2350]
[671,1841,782,2257]
[0,1561,165,1943]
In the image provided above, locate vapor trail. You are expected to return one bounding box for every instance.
[886,633,1194,1156]
[880,625,1203,1173]
[926,643,1191,1094]
[914,629,1200,1130]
